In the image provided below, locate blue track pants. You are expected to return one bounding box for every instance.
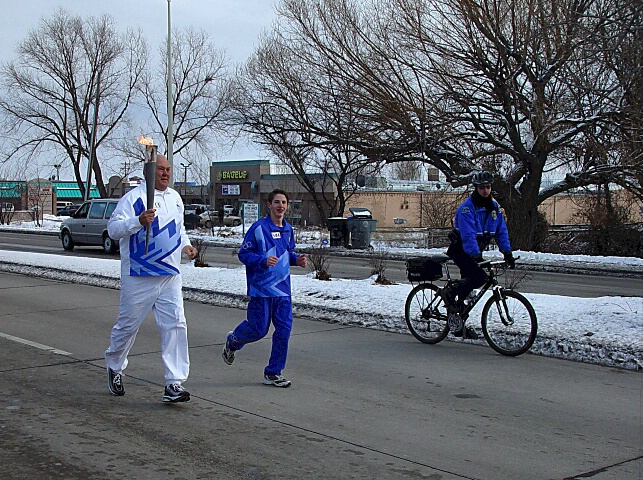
[228,296,293,376]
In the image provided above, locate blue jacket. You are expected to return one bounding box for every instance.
[238,215,300,297]
[107,182,190,277]
[454,196,511,256]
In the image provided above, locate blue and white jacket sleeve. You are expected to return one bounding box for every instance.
[288,229,299,266]
[108,190,143,241]
[238,223,267,269]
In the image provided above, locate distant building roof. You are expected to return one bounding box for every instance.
[52,181,100,199]
[0,180,96,199]
[212,159,270,167]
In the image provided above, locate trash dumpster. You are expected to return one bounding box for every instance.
[347,208,377,249]
[326,217,348,247]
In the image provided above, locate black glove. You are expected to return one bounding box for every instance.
[472,253,484,264]
[503,251,515,269]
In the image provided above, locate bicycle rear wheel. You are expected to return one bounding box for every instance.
[481,290,537,356]
[405,283,449,344]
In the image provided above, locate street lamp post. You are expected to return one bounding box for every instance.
[180,161,191,202]
[52,164,61,181]
[167,0,174,187]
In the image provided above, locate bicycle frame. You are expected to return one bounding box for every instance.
[405,256,537,355]
[442,260,506,321]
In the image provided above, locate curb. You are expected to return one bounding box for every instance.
[2,227,642,278]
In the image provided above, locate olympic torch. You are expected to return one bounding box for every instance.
[138,135,156,254]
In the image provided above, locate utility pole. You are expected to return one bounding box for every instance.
[85,72,101,202]
[167,0,174,187]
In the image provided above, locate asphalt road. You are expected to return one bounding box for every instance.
[1,230,642,298]
[1,272,641,479]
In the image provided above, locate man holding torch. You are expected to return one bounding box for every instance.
[105,148,198,403]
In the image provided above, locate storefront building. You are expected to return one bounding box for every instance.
[209,160,336,225]
[209,160,268,215]
[0,180,100,215]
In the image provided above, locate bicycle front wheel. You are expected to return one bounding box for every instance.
[481,290,537,356]
[405,283,449,344]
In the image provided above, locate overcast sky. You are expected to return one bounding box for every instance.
[1,1,278,177]
[1,1,277,65]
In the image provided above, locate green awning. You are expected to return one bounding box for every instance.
[0,182,23,198]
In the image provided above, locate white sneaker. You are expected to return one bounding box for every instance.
[262,374,291,388]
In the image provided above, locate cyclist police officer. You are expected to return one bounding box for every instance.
[443,171,515,336]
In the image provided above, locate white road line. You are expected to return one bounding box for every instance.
[0,332,72,356]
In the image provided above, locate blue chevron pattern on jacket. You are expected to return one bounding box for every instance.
[128,198,182,276]
[238,215,300,297]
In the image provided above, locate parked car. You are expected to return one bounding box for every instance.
[56,204,83,216]
[185,204,209,215]
[59,199,119,254]
[199,211,242,228]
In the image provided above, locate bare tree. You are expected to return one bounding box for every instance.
[306,246,333,280]
[387,0,642,248]
[368,245,394,284]
[570,184,642,256]
[258,0,642,249]
[191,238,210,267]
[0,9,147,198]
[606,0,643,192]
[140,27,234,166]
[391,161,424,181]
[420,191,468,228]
[234,22,385,222]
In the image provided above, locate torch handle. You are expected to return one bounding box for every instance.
[144,146,157,254]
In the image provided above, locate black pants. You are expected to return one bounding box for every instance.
[450,251,487,302]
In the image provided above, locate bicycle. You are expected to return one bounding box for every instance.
[404,254,538,356]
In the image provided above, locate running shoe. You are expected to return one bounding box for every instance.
[162,383,190,403]
[262,374,291,388]
[107,367,124,396]
[222,331,236,365]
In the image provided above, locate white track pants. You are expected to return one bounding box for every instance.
[105,274,189,385]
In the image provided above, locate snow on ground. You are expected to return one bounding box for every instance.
[1,217,642,370]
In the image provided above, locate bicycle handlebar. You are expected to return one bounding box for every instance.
[479,255,520,269]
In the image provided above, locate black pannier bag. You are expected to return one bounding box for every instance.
[406,257,443,282]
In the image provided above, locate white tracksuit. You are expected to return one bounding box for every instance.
[104,182,191,385]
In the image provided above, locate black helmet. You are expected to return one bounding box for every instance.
[471,171,493,185]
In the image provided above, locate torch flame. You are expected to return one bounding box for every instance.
[137,135,154,146]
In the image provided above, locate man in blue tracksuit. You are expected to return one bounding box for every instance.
[222,189,307,387]
[444,171,515,337]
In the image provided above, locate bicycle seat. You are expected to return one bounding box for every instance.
[430,254,450,264]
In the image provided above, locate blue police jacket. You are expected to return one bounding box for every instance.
[454,196,511,256]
